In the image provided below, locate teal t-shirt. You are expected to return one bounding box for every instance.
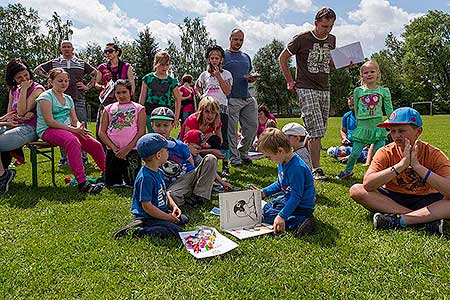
[353,86,393,120]
[142,73,178,106]
[35,90,74,138]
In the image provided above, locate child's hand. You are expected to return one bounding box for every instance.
[410,140,420,169]
[167,212,180,223]
[172,206,182,219]
[273,215,286,234]
[187,143,201,156]
[0,111,17,122]
[115,146,131,160]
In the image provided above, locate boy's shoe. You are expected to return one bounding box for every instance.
[82,156,89,165]
[58,157,67,167]
[424,219,445,235]
[221,165,231,178]
[0,169,16,195]
[78,181,104,194]
[336,170,354,180]
[312,168,326,181]
[186,194,208,207]
[294,216,316,237]
[230,160,242,167]
[373,213,402,230]
[113,219,144,240]
[241,157,253,165]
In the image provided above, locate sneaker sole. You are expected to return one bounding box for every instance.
[113,219,144,239]
[336,172,354,180]
[295,216,316,237]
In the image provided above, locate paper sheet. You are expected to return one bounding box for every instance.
[331,42,364,69]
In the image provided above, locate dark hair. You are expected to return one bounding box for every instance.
[114,79,132,93]
[206,45,225,73]
[106,42,122,56]
[182,74,193,84]
[5,58,33,90]
[258,104,271,118]
[315,7,336,21]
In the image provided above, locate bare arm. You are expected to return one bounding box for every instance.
[7,92,14,113]
[98,109,118,151]
[94,70,104,90]
[278,49,295,92]
[142,201,179,222]
[16,84,43,116]
[172,87,181,127]
[138,82,147,105]
[127,66,136,96]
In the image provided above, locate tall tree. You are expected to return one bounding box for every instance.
[167,17,215,81]
[134,27,159,85]
[253,39,296,115]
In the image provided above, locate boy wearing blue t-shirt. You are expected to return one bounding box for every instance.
[257,128,316,236]
[113,133,188,239]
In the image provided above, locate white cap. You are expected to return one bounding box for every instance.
[282,122,308,136]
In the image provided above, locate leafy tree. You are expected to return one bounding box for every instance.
[253,39,296,115]
[134,27,159,84]
[40,12,73,59]
[167,17,215,81]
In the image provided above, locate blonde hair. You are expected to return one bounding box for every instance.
[257,128,292,154]
[153,51,171,70]
[360,60,381,86]
[196,96,220,128]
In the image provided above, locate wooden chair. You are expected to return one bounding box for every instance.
[26,141,56,188]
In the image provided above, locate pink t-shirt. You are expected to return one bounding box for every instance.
[257,113,276,137]
[179,113,222,142]
[104,101,144,149]
[11,82,44,127]
[97,62,130,105]
[179,85,195,113]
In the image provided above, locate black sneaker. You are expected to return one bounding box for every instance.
[241,157,253,165]
[0,169,16,195]
[58,157,67,167]
[294,216,316,237]
[221,165,230,177]
[373,213,402,230]
[78,181,104,194]
[312,167,326,181]
[424,219,445,235]
[113,219,144,239]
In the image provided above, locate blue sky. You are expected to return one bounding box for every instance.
[1,0,448,57]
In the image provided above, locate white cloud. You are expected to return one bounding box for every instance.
[141,20,181,50]
[268,0,315,17]
[158,0,213,15]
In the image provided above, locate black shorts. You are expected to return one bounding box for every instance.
[378,187,444,211]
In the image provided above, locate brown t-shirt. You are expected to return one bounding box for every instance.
[287,31,336,91]
[369,141,450,195]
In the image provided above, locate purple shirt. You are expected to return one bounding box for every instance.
[11,82,44,127]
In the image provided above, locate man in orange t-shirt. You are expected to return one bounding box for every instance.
[350,107,450,234]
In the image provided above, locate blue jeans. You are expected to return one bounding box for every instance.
[0,125,37,152]
[263,196,313,230]
[135,214,189,239]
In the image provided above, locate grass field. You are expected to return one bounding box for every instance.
[1,115,450,300]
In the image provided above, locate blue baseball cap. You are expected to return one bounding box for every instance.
[136,133,176,159]
[377,107,423,128]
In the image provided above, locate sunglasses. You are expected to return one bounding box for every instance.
[104,49,115,54]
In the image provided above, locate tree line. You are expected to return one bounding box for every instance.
[1,3,448,117]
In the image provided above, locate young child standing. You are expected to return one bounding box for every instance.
[113,133,188,239]
[98,80,146,187]
[281,122,312,170]
[138,51,181,132]
[337,60,393,179]
[195,45,233,176]
[179,74,196,125]
[257,128,316,236]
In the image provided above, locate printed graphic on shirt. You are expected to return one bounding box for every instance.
[160,156,188,185]
[395,168,427,192]
[360,93,380,116]
[277,171,291,193]
[307,43,332,74]
[157,184,167,208]
[109,106,136,130]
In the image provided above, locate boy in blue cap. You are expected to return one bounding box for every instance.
[113,133,188,239]
[350,107,450,234]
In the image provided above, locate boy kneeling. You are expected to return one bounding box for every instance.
[350,107,450,234]
[258,128,316,236]
[114,133,188,239]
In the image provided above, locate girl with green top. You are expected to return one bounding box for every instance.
[337,60,393,179]
[138,51,181,132]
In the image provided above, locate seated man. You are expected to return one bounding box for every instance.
[350,107,450,234]
[340,97,356,146]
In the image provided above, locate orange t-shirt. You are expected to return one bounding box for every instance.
[369,141,450,195]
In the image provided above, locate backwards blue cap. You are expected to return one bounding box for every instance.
[377,107,423,128]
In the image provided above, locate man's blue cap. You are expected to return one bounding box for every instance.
[136,133,176,159]
[377,107,423,128]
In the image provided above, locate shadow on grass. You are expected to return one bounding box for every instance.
[326,176,362,188]
[315,194,340,208]
[303,218,340,248]
[4,183,87,209]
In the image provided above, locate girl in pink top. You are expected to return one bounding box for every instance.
[99,79,146,187]
[179,74,196,125]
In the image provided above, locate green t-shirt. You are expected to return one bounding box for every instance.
[353,86,393,120]
[142,73,178,106]
[35,90,74,138]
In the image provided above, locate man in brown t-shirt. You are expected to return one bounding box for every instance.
[279,7,336,181]
[350,107,450,235]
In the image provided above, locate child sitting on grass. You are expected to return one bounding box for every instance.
[113,133,188,239]
[257,128,316,236]
[281,122,312,170]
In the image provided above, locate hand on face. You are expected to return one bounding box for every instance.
[20,80,33,90]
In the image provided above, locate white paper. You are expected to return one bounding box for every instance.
[98,79,115,104]
[219,190,273,239]
[247,151,264,160]
[331,42,364,69]
[179,226,238,259]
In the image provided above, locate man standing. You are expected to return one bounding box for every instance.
[279,8,336,180]
[35,40,97,166]
[223,29,258,166]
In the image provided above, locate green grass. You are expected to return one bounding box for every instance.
[1,116,450,299]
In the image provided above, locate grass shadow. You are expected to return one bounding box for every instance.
[315,194,340,208]
[303,218,340,248]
